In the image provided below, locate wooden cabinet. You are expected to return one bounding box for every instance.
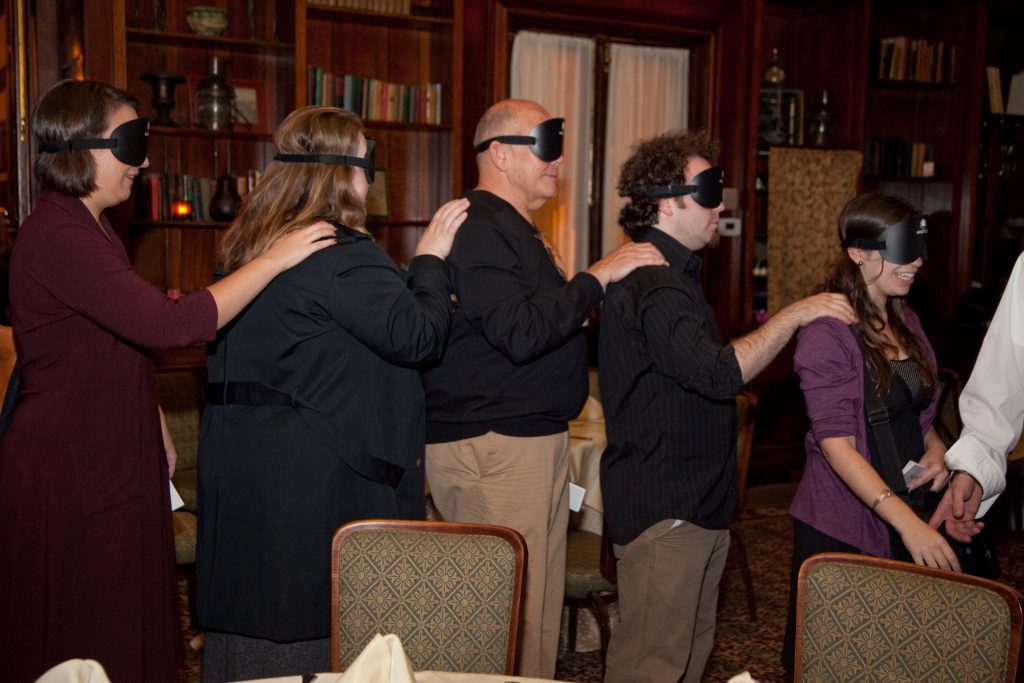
[82,0,462,291]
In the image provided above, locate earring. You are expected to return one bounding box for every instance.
[857,260,864,266]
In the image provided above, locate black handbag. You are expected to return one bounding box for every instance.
[852,327,999,580]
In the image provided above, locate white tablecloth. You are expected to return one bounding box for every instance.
[568,417,607,535]
[235,672,562,683]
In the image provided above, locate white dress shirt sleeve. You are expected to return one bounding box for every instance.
[945,252,1024,517]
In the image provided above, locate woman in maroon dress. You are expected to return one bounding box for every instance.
[0,79,336,682]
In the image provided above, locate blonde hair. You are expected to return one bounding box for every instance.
[221,106,368,271]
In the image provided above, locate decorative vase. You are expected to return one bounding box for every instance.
[807,89,836,148]
[186,6,228,36]
[210,170,242,221]
[140,71,185,127]
[763,48,786,87]
[195,56,234,131]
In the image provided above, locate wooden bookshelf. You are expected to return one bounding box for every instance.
[81,0,463,291]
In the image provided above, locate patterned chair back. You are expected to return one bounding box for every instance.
[796,552,1024,682]
[331,519,526,675]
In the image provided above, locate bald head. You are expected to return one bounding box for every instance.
[473,99,550,150]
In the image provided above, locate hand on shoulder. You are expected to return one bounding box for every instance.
[587,242,669,289]
[786,292,857,328]
[415,198,471,260]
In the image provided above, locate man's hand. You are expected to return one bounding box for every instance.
[586,242,668,289]
[781,292,857,328]
[928,471,985,542]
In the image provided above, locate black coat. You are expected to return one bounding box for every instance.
[196,226,452,641]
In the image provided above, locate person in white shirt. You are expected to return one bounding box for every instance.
[930,251,1024,541]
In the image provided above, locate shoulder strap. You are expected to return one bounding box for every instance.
[849,325,907,493]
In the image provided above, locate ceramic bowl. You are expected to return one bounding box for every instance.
[186,6,229,36]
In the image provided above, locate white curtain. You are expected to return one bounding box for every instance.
[602,43,689,253]
[511,31,595,275]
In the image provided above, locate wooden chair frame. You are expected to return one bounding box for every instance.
[730,389,758,624]
[331,519,526,675]
[795,552,1024,683]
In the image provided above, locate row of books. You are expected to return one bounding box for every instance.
[307,67,444,124]
[864,136,936,178]
[874,37,956,84]
[134,172,258,222]
[307,0,412,13]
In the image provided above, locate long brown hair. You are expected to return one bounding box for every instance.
[221,106,368,271]
[823,192,936,398]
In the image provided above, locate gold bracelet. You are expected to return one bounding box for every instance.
[872,488,895,510]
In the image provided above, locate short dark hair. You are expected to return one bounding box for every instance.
[616,130,719,239]
[33,79,140,197]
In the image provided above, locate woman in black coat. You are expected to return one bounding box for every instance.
[196,105,468,681]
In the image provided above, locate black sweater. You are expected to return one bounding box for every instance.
[423,189,603,442]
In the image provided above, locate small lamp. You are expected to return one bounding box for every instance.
[171,200,193,220]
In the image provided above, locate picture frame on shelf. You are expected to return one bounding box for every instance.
[232,81,267,132]
[365,169,390,219]
[759,88,804,146]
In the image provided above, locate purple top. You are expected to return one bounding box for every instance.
[789,311,938,557]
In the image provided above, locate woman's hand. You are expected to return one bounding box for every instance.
[414,198,470,260]
[898,515,961,572]
[260,220,338,273]
[908,427,950,492]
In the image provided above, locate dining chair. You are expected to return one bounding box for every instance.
[563,523,618,673]
[795,552,1024,682]
[331,519,526,675]
[729,390,758,624]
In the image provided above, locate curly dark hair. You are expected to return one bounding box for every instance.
[616,130,719,239]
[823,192,936,398]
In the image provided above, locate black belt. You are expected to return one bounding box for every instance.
[203,381,404,489]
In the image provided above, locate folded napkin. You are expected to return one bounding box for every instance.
[726,672,760,683]
[35,659,111,683]
[338,633,416,683]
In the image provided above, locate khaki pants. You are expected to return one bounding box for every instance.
[426,432,569,678]
[605,519,730,683]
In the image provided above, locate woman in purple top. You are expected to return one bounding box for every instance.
[780,193,959,672]
[0,79,335,682]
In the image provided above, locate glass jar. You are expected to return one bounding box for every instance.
[195,56,234,131]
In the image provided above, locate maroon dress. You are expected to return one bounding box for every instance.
[0,190,217,682]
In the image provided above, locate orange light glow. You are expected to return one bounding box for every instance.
[171,201,192,219]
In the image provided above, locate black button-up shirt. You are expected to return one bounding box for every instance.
[599,227,744,544]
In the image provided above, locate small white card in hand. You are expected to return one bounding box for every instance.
[902,460,925,487]
[569,482,585,512]
[169,480,185,511]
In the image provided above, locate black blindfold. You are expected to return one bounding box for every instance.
[643,166,724,209]
[474,118,565,162]
[274,138,377,184]
[37,118,150,167]
[842,215,929,265]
